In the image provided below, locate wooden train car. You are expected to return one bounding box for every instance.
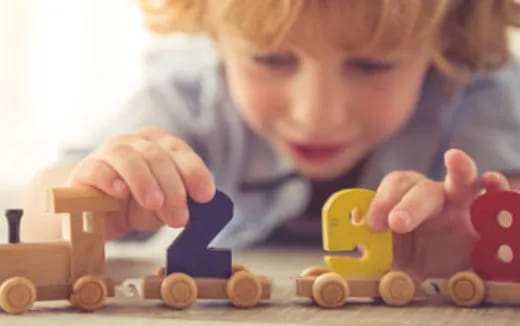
[143,264,270,308]
[141,190,271,308]
[0,186,119,314]
[441,190,520,307]
[294,188,426,307]
[296,188,520,308]
[296,266,426,307]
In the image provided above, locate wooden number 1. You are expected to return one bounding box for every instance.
[322,188,393,278]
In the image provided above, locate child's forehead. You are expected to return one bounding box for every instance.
[215,0,443,54]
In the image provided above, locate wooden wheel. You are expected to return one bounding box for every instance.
[0,277,36,314]
[160,273,197,309]
[447,271,485,307]
[300,266,329,277]
[232,264,250,274]
[70,275,107,311]
[379,271,415,306]
[312,272,349,308]
[226,271,262,308]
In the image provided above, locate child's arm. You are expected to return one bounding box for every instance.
[365,149,509,279]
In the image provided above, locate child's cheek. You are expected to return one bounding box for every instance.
[347,79,419,143]
[225,62,288,133]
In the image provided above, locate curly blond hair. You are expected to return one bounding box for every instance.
[139,0,520,78]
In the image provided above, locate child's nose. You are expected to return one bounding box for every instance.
[289,68,347,134]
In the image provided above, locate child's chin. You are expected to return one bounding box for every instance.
[294,163,349,181]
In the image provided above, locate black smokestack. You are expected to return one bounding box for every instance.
[5,209,23,244]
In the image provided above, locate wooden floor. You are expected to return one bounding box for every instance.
[4,245,520,325]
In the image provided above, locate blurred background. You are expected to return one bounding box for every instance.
[1,0,146,191]
[0,0,519,208]
[0,0,189,205]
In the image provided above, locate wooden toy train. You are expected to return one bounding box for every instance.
[0,187,118,313]
[296,188,520,308]
[0,187,270,314]
[0,185,519,313]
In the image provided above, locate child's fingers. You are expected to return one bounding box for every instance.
[125,199,164,231]
[481,171,510,192]
[68,157,129,199]
[443,149,478,203]
[105,199,164,239]
[137,126,172,141]
[171,149,216,203]
[367,171,422,231]
[138,143,190,227]
[94,144,165,211]
[139,127,216,203]
[387,180,444,234]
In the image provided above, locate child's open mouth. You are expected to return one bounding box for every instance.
[288,142,346,162]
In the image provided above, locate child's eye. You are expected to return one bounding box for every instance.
[346,59,397,74]
[251,53,297,68]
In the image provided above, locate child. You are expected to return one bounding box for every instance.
[21,0,520,279]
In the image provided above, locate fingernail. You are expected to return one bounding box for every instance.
[196,186,214,202]
[390,210,412,231]
[176,208,189,226]
[145,190,164,209]
[112,179,127,195]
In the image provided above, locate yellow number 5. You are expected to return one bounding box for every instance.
[322,188,392,278]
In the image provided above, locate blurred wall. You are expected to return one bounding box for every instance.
[0,0,150,188]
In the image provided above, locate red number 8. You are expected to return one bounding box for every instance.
[471,190,520,281]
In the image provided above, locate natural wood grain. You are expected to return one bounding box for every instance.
[47,187,120,213]
[0,242,70,286]
[486,281,520,304]
[143,273,271,302]
[3,246,520,325]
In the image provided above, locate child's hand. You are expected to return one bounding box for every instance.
[66,127,216,239]
[365,149,510,279]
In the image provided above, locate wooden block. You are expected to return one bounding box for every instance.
[167,190,233,278]
[142,271,271,308]
[296,270,425,306]
[0,242,70,287]
[36,284,71,301]
[142,275,161,299]
[35,277,115,301]
[256,276,271,299]
[62,212,106,280]
[444,270,520,306]
[47,186,119,282]
[485,280,520,304]
[296,276,315,297]
[322,189,393,278]
[47,186,120,213]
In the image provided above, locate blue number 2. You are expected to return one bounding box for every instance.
[166,190,234,278]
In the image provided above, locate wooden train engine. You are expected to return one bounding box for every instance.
[0,186,119,314]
